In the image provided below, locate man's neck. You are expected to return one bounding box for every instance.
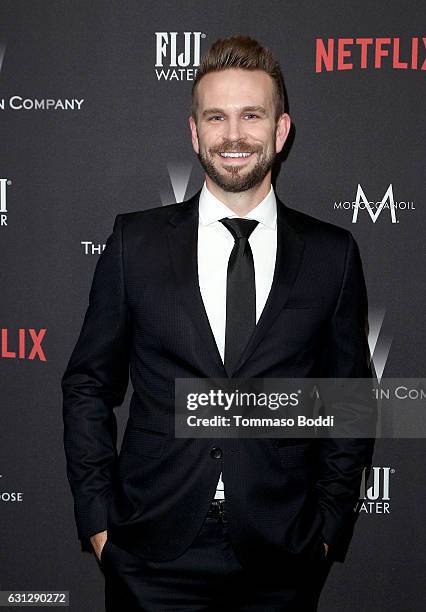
[205,175,272,217]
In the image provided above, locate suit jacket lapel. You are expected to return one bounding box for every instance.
[230,194,306,377]
[166,189,305,379]
[166,189,228,377]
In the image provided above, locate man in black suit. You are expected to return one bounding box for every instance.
[62,35,375,611]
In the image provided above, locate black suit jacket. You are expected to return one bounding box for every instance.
[62,188,376,567]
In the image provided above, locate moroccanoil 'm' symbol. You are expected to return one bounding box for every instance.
[352,184,397,223]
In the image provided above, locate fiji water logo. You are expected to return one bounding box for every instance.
[359,466,394,514]
[155,32,206,81]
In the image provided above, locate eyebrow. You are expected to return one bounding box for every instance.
[201,105,267,118]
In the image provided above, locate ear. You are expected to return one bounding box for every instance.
[275,113,291,154]
[189,115,200,154]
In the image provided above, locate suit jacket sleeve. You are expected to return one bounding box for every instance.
[315,230,376,561]
[61,214,130,546]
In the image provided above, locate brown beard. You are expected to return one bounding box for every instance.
[197,139,276,193]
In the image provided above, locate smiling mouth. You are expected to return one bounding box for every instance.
[217,151,254,159]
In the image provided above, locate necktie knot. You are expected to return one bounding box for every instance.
[219,217,259,242]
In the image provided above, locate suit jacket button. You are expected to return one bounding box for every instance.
[210,447,222,459]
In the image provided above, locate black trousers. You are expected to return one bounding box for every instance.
[100,502,333,611]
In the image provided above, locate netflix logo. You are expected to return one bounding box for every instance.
[1,328,47,361]
[316,36,426,72]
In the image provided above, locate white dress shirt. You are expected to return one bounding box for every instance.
[197,180,278,499]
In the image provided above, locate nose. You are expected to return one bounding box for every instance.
[224,115,244,143]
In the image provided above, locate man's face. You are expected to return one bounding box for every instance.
[189,68,290,193]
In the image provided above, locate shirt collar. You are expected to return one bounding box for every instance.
[198,179,277,229]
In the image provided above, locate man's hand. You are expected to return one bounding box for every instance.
[323,542,329,557]
[90,530,107,561]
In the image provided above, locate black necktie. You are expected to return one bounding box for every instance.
[219,217,260,374]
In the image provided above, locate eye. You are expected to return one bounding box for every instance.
[208,115,224,121]
[244,113,259,119]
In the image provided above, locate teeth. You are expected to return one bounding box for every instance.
[219,152,252,158]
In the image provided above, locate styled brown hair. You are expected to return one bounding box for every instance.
[191,35,287,123]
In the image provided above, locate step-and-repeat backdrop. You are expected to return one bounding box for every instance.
[1,2,425,611]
